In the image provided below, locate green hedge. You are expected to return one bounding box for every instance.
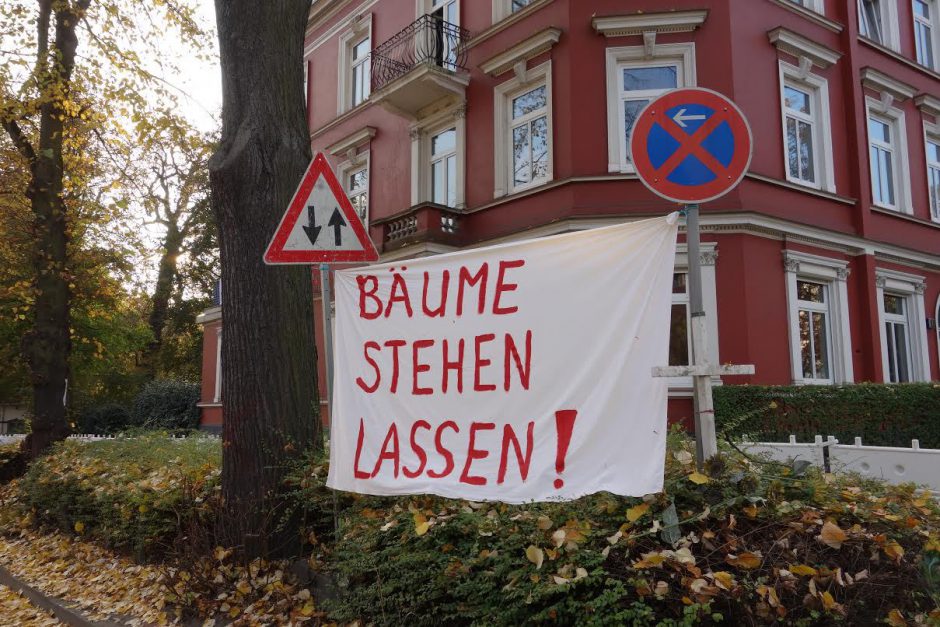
[714,383,940,448]
[16,434,221,560]
[131,380,200,431]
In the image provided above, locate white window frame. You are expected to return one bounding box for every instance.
[429,127,458,207]
[858,0,901,50]
[418,0,460,23]
[778,62,836,193]
[865,97,912,213]
[337,150,371,227]
[213,328,222,403]
[667,243,720,395]
[494,60,553,197]
[924,121,940,223]
[410,106,466,208]
[935,293,940,376]
[913,0,940,69]
[337,16,372,114]
[605,43,696,174]
[492,0,536,22]
[876,269,930,383]
[791,0,825,12]
[783,252,854,385]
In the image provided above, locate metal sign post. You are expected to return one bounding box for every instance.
[319,263,335,440]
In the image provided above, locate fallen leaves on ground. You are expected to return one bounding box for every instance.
[0,528,168,625]
[0,583,62,626]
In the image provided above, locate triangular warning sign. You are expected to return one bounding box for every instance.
[264,152,379,265]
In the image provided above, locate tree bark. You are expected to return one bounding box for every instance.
[145,226,184,376]
[210,0,320,558]
[14,1,91,458]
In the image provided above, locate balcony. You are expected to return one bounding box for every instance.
[371,15,471,118]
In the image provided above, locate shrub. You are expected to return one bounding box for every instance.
[75,403,132,434]
[16,434,221,560]
[131,380,200,431]
[289,433,940,626]
[715,383,940,448]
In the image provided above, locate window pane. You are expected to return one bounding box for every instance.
[797,280,825,303]
[784,86,811,114]
[916,0,930,18]
[860,0,884,42]
[672,273,687,294]
[798,120,815,182]
[531,116,549,181]
[351,193,367,222]
[512,124,530,186]
[894,324,910,382]
[349,168,367,193]
[869,118,890,143]
[812,312,830,379]
[446,154,456,207]
[512,86,547,119]
[787,118,800,179]
[623,99,649,164]
[432,160,445,204]
[884,294,905,315]
[929,165,940,219]
[622,66,677,91]
[799,310,813,379]
[432,128,456,156]
[511,0,532,11]
[353,37,370,60]
[669,304,689,367]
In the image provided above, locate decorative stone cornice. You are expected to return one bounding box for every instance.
[700,250,718,266]
[915,94,940,117]
[767,27,841,69]
[835,267,851,280]
[875,276,888,288]
[325,126,377,158]
[479,27,562,77]
[592,10,708,38]
[861,67,916,102]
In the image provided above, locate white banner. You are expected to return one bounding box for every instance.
[327,214,679,503]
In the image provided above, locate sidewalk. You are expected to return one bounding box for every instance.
[0,530,166,626]
[0,582,62,626]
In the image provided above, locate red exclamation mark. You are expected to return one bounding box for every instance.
[553,410,578,489]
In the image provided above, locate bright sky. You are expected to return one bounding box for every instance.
[172,0,222,133]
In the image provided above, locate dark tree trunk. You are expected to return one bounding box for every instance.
[210,0,320,558]
[4,1,91,459]
[145,227,184,376]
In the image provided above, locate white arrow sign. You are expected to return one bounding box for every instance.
[672,108,708,128]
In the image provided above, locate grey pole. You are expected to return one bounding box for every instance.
[319,263,335,437]
[319,263,340,535]
[685,204,719,467]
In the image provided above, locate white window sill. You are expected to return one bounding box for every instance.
[509,177,552,196]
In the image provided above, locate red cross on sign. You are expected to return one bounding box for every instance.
[630,88,753,204]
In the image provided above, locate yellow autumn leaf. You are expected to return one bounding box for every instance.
[525,545,544,570]
[138,504,149,514]
[73,521,84,534]
[626,502,650,522]
[789,564,818,577]
[633,552,666,569]
[300,602,316,616]
[742,504,758,518]
[819,521,847,549]
[725,552,762,570]
[924,537,940,553]
[885,609,906,627]
[687,471,710,485]
[414,512,431,536]
[536,515,553,530]
[883,540,904,562]
[821,591,837,611]
[236,581,251,595]
[712,571,735,590]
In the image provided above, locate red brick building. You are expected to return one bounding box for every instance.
[199,0,940,430]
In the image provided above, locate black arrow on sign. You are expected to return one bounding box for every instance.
[327,207,346,246]
[302,205,321,245]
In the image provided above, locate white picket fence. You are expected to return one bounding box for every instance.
[742,435,940,494]
[0,433,218,446]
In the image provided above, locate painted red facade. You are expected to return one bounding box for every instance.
[199,0,940,429]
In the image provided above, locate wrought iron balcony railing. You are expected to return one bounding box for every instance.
[371,14,470,92]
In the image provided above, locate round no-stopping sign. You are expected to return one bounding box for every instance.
[630,87,753,204]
